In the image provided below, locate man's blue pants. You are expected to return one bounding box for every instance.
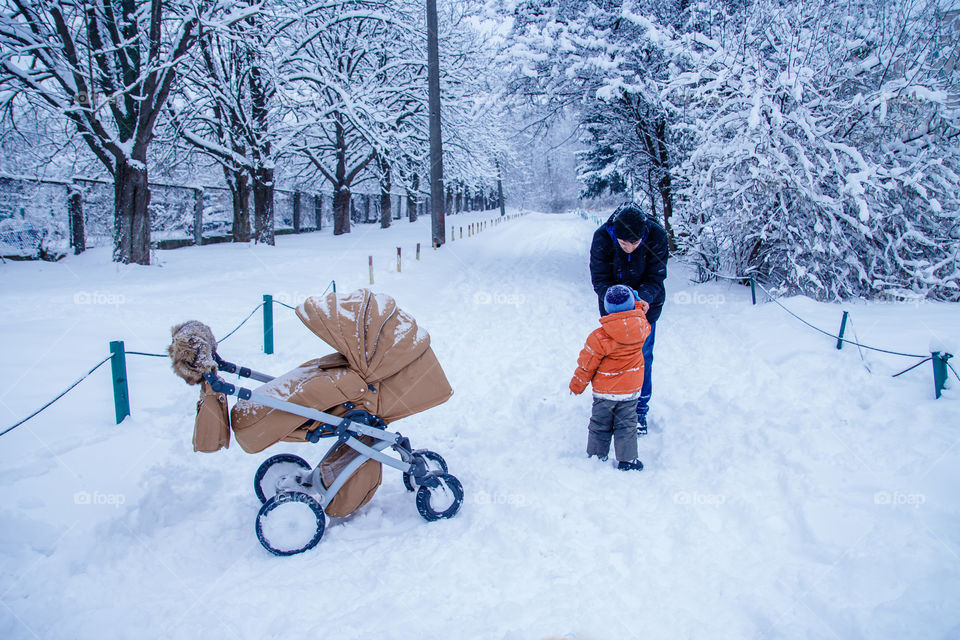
[637,322,656,420]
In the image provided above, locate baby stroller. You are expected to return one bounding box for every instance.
[168,289,464,555]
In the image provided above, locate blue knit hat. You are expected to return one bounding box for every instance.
[604,285,635,314]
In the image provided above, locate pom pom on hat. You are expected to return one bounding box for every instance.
[604,285,636,314]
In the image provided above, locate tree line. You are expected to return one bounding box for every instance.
[0,0,507,264]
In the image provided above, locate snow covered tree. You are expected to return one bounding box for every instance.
[429,2,512,214]
[0,0,252,263]
[666,0,960,300]
[501,0,683,242]
[168,6,275,243]
[281,1,413,235]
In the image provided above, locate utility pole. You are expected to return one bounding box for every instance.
[426,0,445,246]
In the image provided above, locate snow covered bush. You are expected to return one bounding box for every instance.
[667,0,960,300]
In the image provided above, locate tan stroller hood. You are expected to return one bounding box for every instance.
[231,289,453,455]
[296,289,431,384]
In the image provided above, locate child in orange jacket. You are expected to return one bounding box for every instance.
[570,284,651,471]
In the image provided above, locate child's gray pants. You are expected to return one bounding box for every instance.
[586,396,639,462]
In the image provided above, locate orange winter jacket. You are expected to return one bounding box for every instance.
[569,302,651,396]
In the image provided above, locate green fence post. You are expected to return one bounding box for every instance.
[263,295,274,355]
[109,341,130,424]
[932,352,951,399]
[750,275,757,305]
[836,311,849,350]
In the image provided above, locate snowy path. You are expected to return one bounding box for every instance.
[1,212,959,639]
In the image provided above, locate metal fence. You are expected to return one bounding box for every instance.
[0,174,427,258]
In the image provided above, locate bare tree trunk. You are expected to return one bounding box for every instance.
[68,184,85,254]
[655,119,676,251]
[380,191,391,228]
[379,156,392,229]
[249,50,274,245]
[252,165,274,244]
[407,172,419,222]
[226,168,251,242]
[334,187,351,235]
[496,160,505,216]
[114,153,151,265]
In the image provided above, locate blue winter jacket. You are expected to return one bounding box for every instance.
[590,212,669,322]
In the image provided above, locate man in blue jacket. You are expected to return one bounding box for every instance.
[589,203,669,435]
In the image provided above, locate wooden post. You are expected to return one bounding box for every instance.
[369,255,374,284]
[416,243,421,260]
[397,247,402,272]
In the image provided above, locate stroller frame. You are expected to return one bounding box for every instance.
[206,353,463,555]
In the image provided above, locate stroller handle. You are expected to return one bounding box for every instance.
[213,353,274,384]
[201,371,402,454]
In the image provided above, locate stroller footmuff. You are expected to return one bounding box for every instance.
[169,289,463,555]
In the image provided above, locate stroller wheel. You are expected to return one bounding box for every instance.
[416,473,464,522]
[254,454,312,504]
[256,491,326,556]
[402,450,449,492]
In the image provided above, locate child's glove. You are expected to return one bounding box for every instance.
[569,376,586,395]
[632,289,650,314]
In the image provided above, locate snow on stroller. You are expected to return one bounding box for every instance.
[168,289,464,555]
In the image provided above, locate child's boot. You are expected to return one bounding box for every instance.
[617,459,644,471]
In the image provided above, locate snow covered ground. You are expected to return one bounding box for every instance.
[1,210,958,639]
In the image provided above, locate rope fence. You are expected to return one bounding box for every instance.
[0,355,112,438]
[687,260,956,398]
[0,281,338,437]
